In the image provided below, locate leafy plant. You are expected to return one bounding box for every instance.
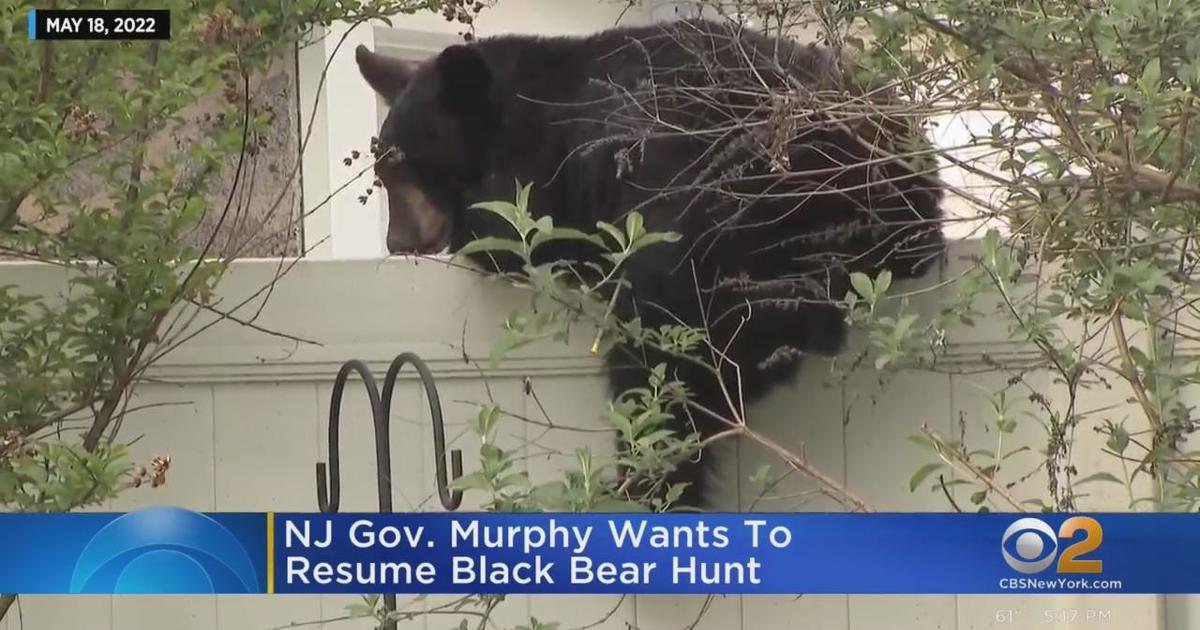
[1,0,495,622]
[448,184,698,512]
[806,0,1200,513]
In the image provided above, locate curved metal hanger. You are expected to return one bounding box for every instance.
[314,352,464,628]
[316,353,464,513]
[384,353,463,512]
[315,359,379,513]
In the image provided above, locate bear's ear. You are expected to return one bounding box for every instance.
[355,45,412,101]
[434,45,493,114]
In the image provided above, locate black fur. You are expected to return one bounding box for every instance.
[360,19,945,508]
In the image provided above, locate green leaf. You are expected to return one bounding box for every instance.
[624,212,646,242]
[470,200,521,227]
[874,354,894,370]
[1106,425,1130,454]
[14,461,48,484]
[596,221,626,248]
[490,333,538,367]
[628,231,682,254]
[749,464,773,488]
[874,269,893,295]
[909,462,944,492]
[982,228,1000,263]
[1139,58,1161,94]
[498,472,531,489]
[906,435,938,452]
[515,181,533,213]
[850,272,874,301]
[481,443,505,464]
[453,237,527,260]
[472,404,501,438]
[530,227,605,251]
[893,313,917,339]
[450,472,492,492]
[0,469,18,499]
[1074,472,1123,487]
[1000,446,1031,460]
[530,481,569,507]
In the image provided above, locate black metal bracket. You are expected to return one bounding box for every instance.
[315,352,463,628]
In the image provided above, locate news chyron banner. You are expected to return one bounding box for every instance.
[0,508,1193,595]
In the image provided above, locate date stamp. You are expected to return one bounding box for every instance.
[28,9,170,41]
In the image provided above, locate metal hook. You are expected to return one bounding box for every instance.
[316,360,384,514]
[315,352,462,629]
[382,352,463,511]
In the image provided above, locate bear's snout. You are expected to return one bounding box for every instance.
[383,183,451,255]
[386,232,414,255]
[386,229,448,255]
[384,226,451,254]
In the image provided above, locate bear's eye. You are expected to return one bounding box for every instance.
[383,148,405,164]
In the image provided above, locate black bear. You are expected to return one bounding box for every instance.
[356,18,945,507]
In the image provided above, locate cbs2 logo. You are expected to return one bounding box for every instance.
[1001,517,1103,575]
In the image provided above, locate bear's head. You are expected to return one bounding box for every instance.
[355,43,500,254]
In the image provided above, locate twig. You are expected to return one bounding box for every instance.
[938,474,963,512]
[1109,305,1163,432]
[743,426,875,512]
[921,425,1026,512]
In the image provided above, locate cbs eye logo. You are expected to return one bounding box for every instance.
[1001,516,1103,575]
[69,507,260,594]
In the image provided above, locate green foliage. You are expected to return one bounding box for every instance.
[451,185,697,513]
[1,3,501,625]
[0,0,486,514]
[796,0,1200,512]
[0,441,133,512]
[457,182,684,368]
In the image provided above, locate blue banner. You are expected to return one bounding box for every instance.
[0,508,267,594]
[0,508,1192,594]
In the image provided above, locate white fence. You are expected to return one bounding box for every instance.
[3,238,1196,630]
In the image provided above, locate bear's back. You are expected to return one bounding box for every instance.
[466,20,941,281]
